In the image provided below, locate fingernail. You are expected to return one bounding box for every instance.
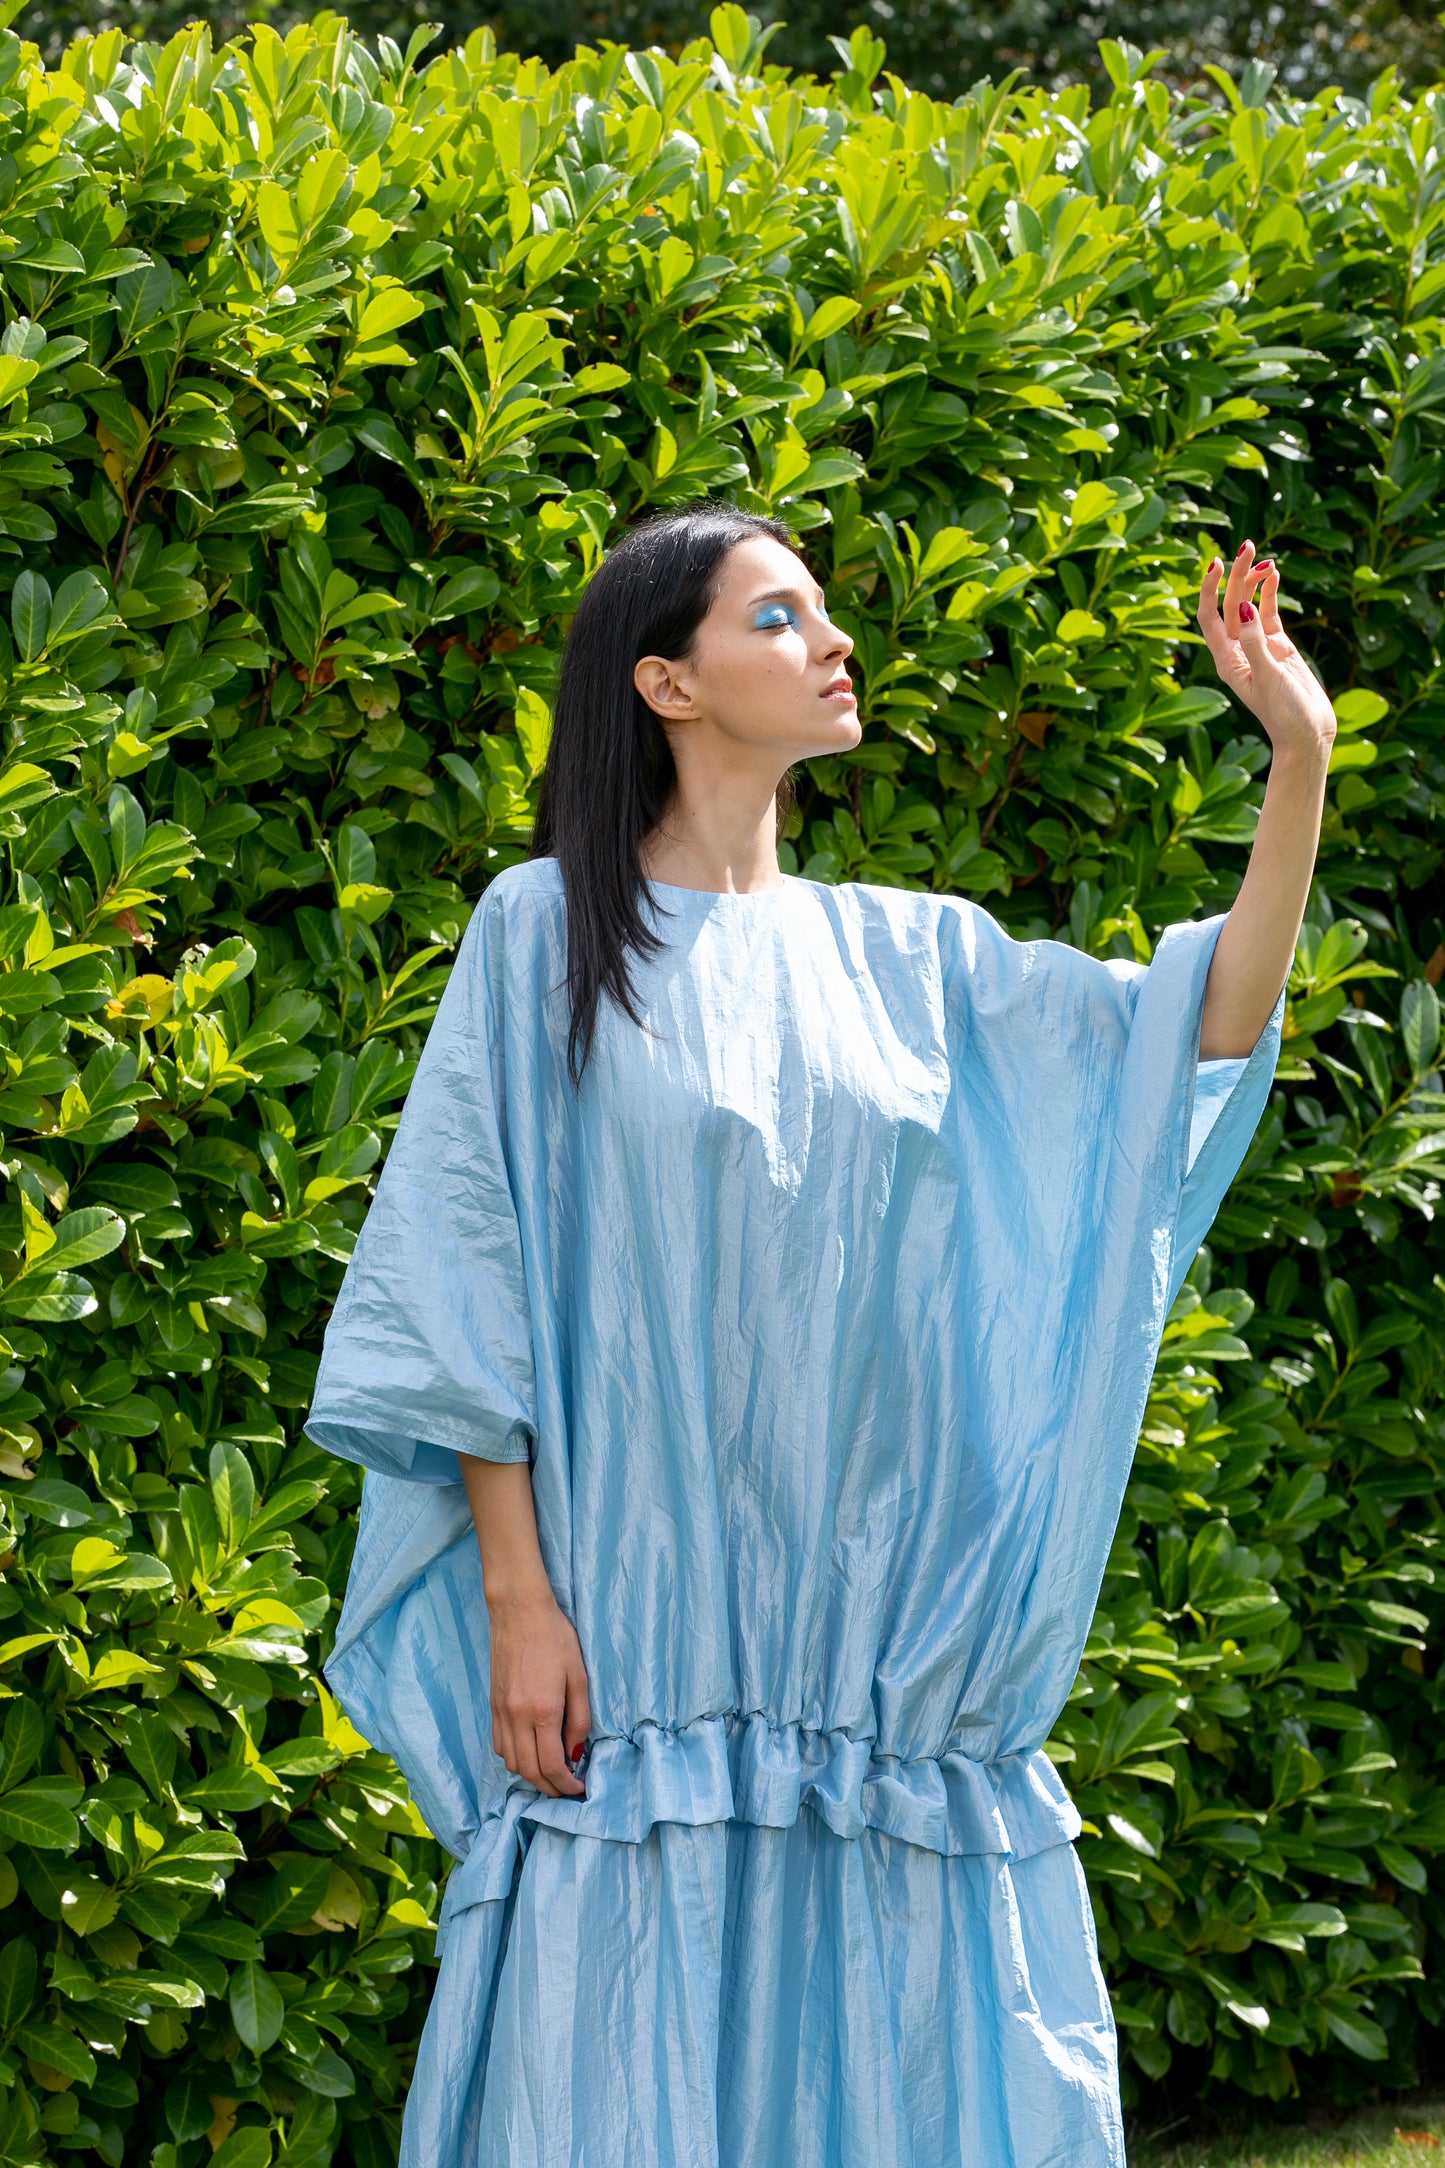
[1253,558,1274,572]
[1236,541,1249,556]
[1239,599,1255,623]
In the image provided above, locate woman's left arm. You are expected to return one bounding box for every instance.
[1193,540,1338,1059]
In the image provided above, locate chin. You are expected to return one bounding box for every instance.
[785,709,862,760]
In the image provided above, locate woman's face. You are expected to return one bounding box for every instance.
[633,535,861,763]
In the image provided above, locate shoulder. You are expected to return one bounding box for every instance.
[821,881,1088,1001]
[806,875,950,931]
[440,861,565,1016]
[466,856,565,950]
[478,855,565,917]
[808,878,1146,1026]
[812,877,981,968]
[791,880,960,1022]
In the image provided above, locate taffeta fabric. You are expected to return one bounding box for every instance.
[305,857,1282,2168]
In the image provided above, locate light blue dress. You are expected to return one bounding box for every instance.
[305,857,1283,2168]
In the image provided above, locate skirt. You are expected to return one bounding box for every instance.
[397,1805,1127,2168]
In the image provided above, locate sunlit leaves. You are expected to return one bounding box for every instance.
[0,6,1434,2150]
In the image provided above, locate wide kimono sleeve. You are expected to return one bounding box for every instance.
[938,898,1285,1314]
[303,883,538,1484]
[928,899,1287,1748]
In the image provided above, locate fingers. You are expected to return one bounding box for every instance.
[1221,537,1255,634]
[533,1720,586,1798]
[494,1684,560,1793]
[1236,589,1270,663]
[1199,545,1286,645]
[512,1703,568,1795]
[563,1659,592,1776]
[1195,556,1231,664]
[1252,558,1284,638]
[1197,555,1223,619]
[488,1605,592,1800]
[492,1677,591,1798]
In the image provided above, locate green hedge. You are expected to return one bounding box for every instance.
[0,9,1439,2159]
[22,0,1445,111]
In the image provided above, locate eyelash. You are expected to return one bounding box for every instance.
[756,603,832,631]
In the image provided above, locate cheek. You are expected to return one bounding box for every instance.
[758,634,810,682]
[710,634,808,695]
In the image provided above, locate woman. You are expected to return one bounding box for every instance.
[305,505,1334,2168]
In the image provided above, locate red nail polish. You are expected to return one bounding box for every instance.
[1236,541,1249,555]
[1239,599,1255,623]
[1253,558,1274,573]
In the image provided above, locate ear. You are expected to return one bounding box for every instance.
[634,654,700,722]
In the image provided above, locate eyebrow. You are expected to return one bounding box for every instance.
[748,583,826,608]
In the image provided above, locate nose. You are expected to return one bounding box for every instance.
[817,608,852,664]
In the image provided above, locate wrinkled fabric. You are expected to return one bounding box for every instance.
[305,859,1283,2168]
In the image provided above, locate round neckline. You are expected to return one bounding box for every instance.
[644,873,797,904]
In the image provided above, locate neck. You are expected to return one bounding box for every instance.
[639,785,784,896]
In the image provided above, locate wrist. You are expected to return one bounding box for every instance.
[1266,731,1333,785]
[483,1571,558,1618]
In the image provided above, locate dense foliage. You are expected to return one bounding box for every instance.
[0,8,1439,2159]
[21,0,1445,110]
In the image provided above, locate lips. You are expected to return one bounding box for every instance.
[823,677,856,698]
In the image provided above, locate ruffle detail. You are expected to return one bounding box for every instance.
[434,1714,1080,1952]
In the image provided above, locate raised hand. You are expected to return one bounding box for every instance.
[1193,540,1336,1060]
[1195,540,1336,758]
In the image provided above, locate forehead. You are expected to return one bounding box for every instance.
[716,533,813,596]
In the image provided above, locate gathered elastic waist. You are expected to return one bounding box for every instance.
[433,1713,1080,1953]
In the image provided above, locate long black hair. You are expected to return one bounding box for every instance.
[531,501,799,1086]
